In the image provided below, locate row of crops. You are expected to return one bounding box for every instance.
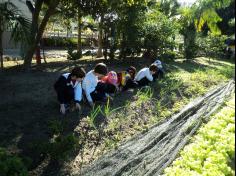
[164,96,235,176]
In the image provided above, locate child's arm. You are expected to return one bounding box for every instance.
[54,76,67,114]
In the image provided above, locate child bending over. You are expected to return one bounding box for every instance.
[134,64,158,87]
[82,63,108,107]
[54,67,86,115]
[117,66,138,91]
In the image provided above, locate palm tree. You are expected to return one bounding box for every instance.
[0,1,30,70]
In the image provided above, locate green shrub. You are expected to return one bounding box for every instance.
[48,120,64,135]
[0,148,28,176]
[67,47,82,60]
[48,134,80,162]
[196,34,227,58]
[43,37,77,48]
[160,50,178,60]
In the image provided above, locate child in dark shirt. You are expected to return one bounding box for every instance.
[54,67,86,115]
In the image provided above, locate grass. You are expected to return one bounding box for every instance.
[164,95,235,176]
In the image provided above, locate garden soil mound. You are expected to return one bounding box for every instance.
[75,80,235,176]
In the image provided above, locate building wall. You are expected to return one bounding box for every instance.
[1,0,31,49]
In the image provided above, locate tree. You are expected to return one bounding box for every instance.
[0,1,30,71]
[178,0,233,60]
[143,6,178,60]
[23,0,60,70]
[216,0,235,35]
[159,0,180,18]
[194,0,233,35]
[116,1,148,60]
[179,7,198,60]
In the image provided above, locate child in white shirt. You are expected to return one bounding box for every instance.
[134,64,158,87]
[82,63,108,107]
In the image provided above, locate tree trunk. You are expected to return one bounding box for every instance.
[0,30,3,71]
[97,15,104,58]
[109,26,116,60]
[77,10,82,57]
[23,1,59,70]
[103,31,108,60]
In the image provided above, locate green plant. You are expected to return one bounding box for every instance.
[164,96,235,176]
[160,50,178,60]
[101,98,124,118]
[136,87,153,106]
[88,106,102,129]
[0,148,28,176]
[67,47,82,60]
[48,134,80,162]
[196,34,227,58]
[48,120,64,135]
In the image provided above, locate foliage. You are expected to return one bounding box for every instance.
[160,50,178,60]
[43,37,77,47]
[67,47,82,60]
[143,10,177,57]
[0,148,28,176]
[178,7,198,60]
[196,34,227,58]
[48,120,64,135]
[0,1,30,69]
[88,106,102,129]
[23,0,61,69]
[0,2,30,44]
[164,96,235,176]
[136,86,153,107]
[48,134,80,162]
[158,0,180,18]
[194,0,233,35]
[116,1,147,59]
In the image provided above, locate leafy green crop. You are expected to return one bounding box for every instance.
[164,96,235,176]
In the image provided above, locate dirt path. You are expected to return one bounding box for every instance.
[75,80,235,176]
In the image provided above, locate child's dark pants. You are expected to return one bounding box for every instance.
[55,86,74,104]
[137,77,151,87]
[122,79,138,91]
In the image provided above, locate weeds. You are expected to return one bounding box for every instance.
[0,148,28,176]
[136,87,154,107]
[48,120,64,135]
[48,134,80,162]
[87,106,102,130]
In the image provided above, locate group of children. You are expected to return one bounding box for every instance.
[54,60,164,115]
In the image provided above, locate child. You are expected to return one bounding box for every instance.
[117,66,138,91]
[82,63,108,107]
[134,64,158,87]
[54,67,86,115]
[153,59,164,80]
[100,71,119,95]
